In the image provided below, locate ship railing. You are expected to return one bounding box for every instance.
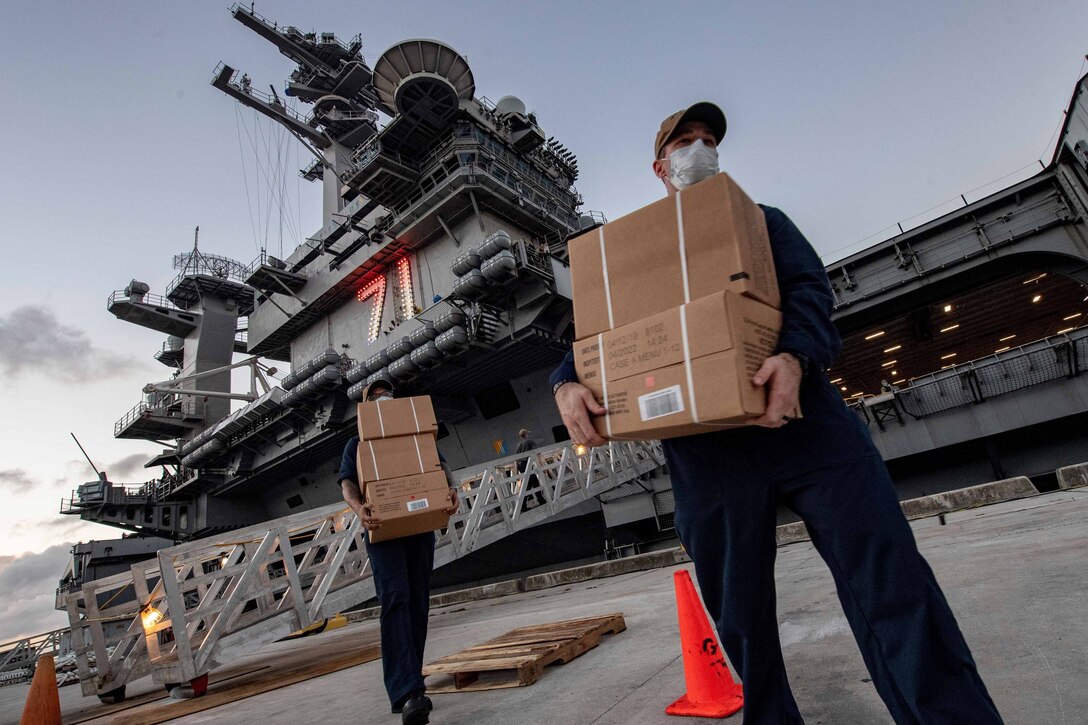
[351,138,415,171]
[59,494,82,514]
[141,468,195,501]
[64,504,368,698]
[113,396,204,436]
[424,128,577,209]
[63,439,665,699]
[855,327,1087,423]
[107,290,181,311]
[113,401,151,436]
[228,5,361,55]
[0,627,66,686]
[407,123,580,216]
[244,249,295,277]
[514,238,555,278]
[319,107,379,125]
[60,480,159,514]
[477,95,497,114]
[210,62,312,127]
[300,156,324,179]
[436,440,665,565]
[830,191,1071,309]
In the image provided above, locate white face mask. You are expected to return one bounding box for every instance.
[374,393,394,401]
[667,140,719,189]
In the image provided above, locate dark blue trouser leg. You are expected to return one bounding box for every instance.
[667,441,804,724]
[665,426,1002,725]
[786,455,1002,724]
[404,532,435,670]
[366,531,436,708]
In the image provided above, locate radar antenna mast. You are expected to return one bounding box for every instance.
[70,433,105,480]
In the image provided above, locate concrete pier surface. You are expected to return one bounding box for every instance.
[4,489,1086,724]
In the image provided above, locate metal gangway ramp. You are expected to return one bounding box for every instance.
[64,440,665,701]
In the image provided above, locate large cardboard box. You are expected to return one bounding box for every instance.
[357,395,438,440]
[365,470,451,543]
[356,433,442,484]
[573,291,782,439]
[569,173,779,338]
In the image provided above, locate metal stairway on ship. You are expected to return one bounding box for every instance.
[63,438,664,702]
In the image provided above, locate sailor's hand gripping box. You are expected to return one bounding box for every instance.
[573,291,783,440]
[362,469,451,543]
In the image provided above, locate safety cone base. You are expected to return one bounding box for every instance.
[666,691,744,718]
[666,570,745,719]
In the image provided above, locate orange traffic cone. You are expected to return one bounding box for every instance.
[665,570,744,718]
[20,654,61,725]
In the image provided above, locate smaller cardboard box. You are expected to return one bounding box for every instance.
[573,290,784,439]
[357,396,438,441]
[356,433,442,484]
[569,173,780,339]
[365,470,451,543]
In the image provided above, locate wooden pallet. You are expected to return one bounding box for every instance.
[422,613,626,693]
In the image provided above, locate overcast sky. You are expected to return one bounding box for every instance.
[0,0,1085,640]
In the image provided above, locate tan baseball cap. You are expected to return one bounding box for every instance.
[654,102,727,159]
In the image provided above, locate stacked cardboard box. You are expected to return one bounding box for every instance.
[356,396,450,542]
[567,173,786,439]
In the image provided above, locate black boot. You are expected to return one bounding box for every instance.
[401,692,432,725]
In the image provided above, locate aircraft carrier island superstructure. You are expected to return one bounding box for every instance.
[54,6,1088,642]
[60,6,614,555]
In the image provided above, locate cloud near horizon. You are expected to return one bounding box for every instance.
[0,544,73,641]
[0,304,140,381]
[0,469,34,495]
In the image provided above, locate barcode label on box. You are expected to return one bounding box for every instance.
[638,385,684,421]
[406,498,430,512]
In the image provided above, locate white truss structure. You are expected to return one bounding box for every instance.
[64,439,665,700]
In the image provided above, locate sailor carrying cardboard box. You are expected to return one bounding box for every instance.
[564,172,793,439]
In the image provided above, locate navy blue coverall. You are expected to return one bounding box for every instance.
[338,436,435,710]
[551,206,1002,724]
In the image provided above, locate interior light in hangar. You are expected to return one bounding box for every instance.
[943,304,953,313]
[995,346,1011,353]
[1064,313,1082,321]
[840,386,848,391]
[940,324,960,333]
[1032,294,1043,303]
[864,330,886,340]
[881,360,896,367]
[883,345,902,353]
[999,334,1016,342]
[1022,273,1047,284]
[1057,327,1075,334]
[830,378,843,384]
[941,352,957,359]
[892,379,905,385]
